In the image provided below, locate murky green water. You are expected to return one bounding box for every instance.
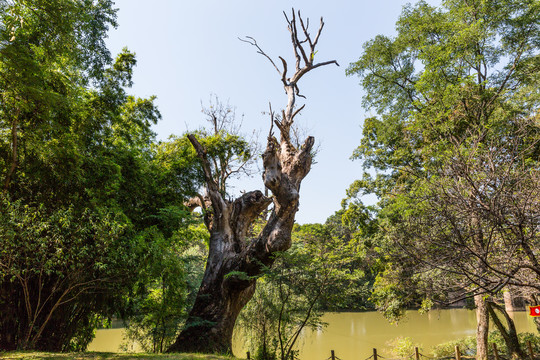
[88,309,538,359]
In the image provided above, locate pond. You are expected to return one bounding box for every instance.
[88,309,538,359]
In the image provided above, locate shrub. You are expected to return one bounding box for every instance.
[387,337,422,359]
[432,332,540,358]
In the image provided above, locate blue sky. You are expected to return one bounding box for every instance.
[105,0,438,224]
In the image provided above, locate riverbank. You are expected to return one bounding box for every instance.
[0,352,238,360]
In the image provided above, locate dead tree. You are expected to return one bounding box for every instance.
[167,9,338,354]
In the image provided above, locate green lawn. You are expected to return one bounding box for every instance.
[0,352,239,360]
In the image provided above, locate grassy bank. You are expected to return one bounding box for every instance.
[0,352,238,360]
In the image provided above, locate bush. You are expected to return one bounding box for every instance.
[431,336,477,358]
[489,332,540,357]
[387,337,422,359]
[432,332,540,358]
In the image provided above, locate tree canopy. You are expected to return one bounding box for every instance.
[0,0,203,351]
[346,0,540,308]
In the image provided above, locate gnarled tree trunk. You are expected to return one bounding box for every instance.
[167,9,337,354]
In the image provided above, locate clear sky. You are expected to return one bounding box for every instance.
[105,0,437,224]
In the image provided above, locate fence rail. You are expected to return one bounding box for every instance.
[245,341,538,360]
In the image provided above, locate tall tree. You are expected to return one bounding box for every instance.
[167,9,338,354]
[346,0,540,358]
[0,0,201,351]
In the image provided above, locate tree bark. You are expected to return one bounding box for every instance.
[475,294,489,360]
[168,120,314,353]
[167,263,257,353]
[168,185,273,352]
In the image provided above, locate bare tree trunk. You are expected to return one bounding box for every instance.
[503,290,517,326]
[504,290,515,313]
[168,9,338,354]
[475,294,489,360]
[167,188,272,353]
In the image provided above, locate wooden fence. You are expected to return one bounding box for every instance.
[245,341,538,360]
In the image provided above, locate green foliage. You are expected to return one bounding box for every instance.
[345,0,540,320]
[346,0,540,191]
[1,352,238,359]
[0,197,133,350]
[387,337,422,359]
[0,0,204,352]
[488,331,540,358]
[122,224,208,353]
[431,336,477,358]
[370,266,413,323]
[432,332,540,358]
[238,223,366,360]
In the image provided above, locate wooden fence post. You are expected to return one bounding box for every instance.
[492,343,500,360]
[246,351,250,360]
[331,350,336,360]
[415,346,420,360]
[455,345,461,360]
[528,340,535,360]
[373,348,378,360]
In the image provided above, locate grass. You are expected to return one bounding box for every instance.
[0,352,239,360]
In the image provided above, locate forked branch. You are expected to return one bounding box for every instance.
[282,8,340,84]
[241,8,338,143]
[238,36,282,78]
[240,9,339,109]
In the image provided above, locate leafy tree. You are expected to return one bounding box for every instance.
[0,0,117,195]
[0,0,201,351]
[346,0,540,358]
[0,199,132,350]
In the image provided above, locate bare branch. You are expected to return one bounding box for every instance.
[312,59,340,69]
[187,134,219,193]
[284,10,302,71]
[291,104,305,121]
[292,11,310,67]
[294,83,306,99]
[184,194,209,213]
[298,11,313,54]
[238,36,282,76]
[312,17,325,49]
[278,56,288,85]
[268,102,275,138]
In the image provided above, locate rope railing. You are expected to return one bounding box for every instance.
[417,351,437,359]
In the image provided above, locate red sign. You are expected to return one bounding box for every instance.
[529,306,540,317]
